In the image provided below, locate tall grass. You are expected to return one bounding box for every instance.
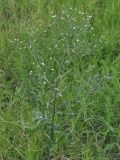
[0,0,120,159]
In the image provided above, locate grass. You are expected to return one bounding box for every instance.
[0,0,120,159]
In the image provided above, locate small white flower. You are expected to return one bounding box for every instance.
[43,81,46,84]
[76,39,80,42]
[52,15,57,18]
[70,7,72,10]
[73,27,76,30]
[61,17,64,20]
[29,71,33,75]
[91,27,94,30]
[50,69,54,71]
[73,18,77,22]
[75,8,77,11]
[50,57,52,60]
[82,12,84,15]
[42,62,45,66]
[88,15,92,18]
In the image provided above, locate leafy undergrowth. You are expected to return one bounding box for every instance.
[0,0,120,160]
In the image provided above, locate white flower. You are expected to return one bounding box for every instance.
[41,62,45,66]
[73,18,77,22]
[52,15,57,18]
[29,71,33,75]
[88,15,92,18]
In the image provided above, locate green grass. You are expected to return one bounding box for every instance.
[0,0,120,159]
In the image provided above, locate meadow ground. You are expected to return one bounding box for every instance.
[0,0,120,159]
